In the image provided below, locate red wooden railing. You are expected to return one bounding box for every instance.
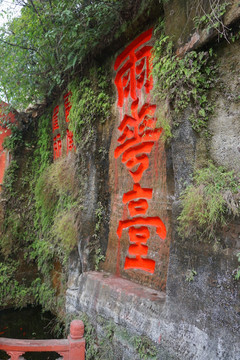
[0,319,85,360]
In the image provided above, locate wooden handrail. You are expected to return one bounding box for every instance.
[0,319,85,360]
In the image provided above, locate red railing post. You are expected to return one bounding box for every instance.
[6,351,24,360]
[0,319,85,359]
[68,320,85,360]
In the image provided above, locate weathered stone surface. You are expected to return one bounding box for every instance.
[75,271,166,339]
[67,271,177,359]
[60,4,240,360]
[209,42,240,173]
[164,0,240,56]
[171,112,197,198]
[67,268,240,360]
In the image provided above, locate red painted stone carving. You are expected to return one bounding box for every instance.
[64,92,76,154]
[52,105,60,132]
[66,129,75,154]
[52,94,75,160]
[114,28,166,274]
[64,91,72,123]
[0,102,16,187]
[53,133,62,160]
[114,28,153,107]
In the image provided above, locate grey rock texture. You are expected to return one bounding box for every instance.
[209,42,240,173]
[65,3,240,360]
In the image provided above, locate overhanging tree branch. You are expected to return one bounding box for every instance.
[0,38,37,52]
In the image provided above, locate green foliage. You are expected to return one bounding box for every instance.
[69,67,112,145]
[155,105,173,142]
[2,159,19,195]
[52,208,79,256]
[32,110,52,176]
[152,24,217,134]
[33,153,81,275]
[194,0,230,40]
[3,125,23,151]
[31,277,60,313]
[185,269,197,282]
[0,0,138,109]
[133,335,158,360]
[0,102,83,313]
[0,260,32,308]
[94,248,106,271]
[233,252,240,281]
[178,162,240,241]
[95,201,104,233]
[0,210,21,258]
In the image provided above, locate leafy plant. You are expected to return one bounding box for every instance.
[94,248,105,271]
[3,124,23,151]
[133,335,157,360]
[0,260,32,308]
[185,269,197,282]
[0,0,141,109]
[69,67,112,145]
[233,252,240,280]
[178,162,240,241]
[2,159,19,195]
[193,0,230,41]
[152,23,217,135]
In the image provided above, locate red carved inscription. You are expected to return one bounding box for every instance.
[114,28,153,107]
[64,91,72,123]
[53,133,62,160]
[64,92,75,154]
[52,105,60,132]
[52,93,75,160]
[114,29,166,274]
[66,129,76,154]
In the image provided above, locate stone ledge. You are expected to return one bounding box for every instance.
[69,271,166,343]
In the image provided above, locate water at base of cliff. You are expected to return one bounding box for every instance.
[0,305,63,360]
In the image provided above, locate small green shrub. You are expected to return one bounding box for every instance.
[52,209,79,256]
[0,261,32,308]
[194,0,230,40]
[185,269,197,282]
[233,252,240,280]
[3,125,23,151]
[69,67,112,145]
[3,160,19,195]
[178,162,240,241]
[0,211,21,258]
[133,335,158,360]
[152,22,217,135]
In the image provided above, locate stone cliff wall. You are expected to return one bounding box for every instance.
[0,1,239,359]
[66,2,240,359]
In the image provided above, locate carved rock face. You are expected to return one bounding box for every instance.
[103,29,171,291]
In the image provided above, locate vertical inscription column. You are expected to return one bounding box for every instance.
[52,105,62,160]
[103,29,170,290]
[64,92,76,154]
